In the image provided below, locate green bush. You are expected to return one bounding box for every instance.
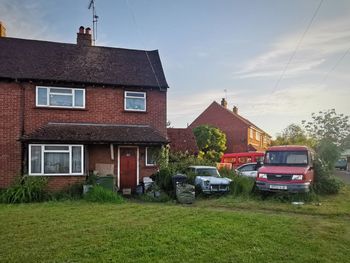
[0,176,48,204]
[153,167,175,193]
[50,183,84,201]
[313,159,343,195]
[84,185,124,203]
[229,176,256,197]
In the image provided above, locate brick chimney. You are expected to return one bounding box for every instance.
[0,22,6,37]
[233,106,238,114]
[77,26,92,46]
[221,98,227,108]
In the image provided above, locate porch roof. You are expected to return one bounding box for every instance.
[21,123,168,145]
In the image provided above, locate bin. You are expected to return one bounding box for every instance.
[172,174,187,189]
[96,176,115,191]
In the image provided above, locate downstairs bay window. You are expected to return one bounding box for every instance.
[29,145,84,175]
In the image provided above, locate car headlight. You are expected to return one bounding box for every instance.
[258,173,267,179]
[204,180,210,186]
[292,174,303,180]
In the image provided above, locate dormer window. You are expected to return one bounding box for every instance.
[124,91,146,112]
[36,86,85,109]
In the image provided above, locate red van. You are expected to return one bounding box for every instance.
[221,152,265,169]
[256,145,315,193]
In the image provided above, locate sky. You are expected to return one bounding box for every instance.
[0,0,349,138]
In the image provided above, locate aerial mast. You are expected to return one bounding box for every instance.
[88,0,99,45]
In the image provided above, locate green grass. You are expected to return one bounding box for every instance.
[0,188,350,262]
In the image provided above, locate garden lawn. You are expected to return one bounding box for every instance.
[1,193,350,262]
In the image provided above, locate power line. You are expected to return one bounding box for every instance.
[320,46,350,84]
[272,0,324,93]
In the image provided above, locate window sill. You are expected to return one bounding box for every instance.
[145,165,157,168]
[28,174,86,177]
[123,110,147,114]
[34,106,87,111]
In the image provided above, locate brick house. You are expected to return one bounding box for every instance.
[189,99,271,153]
[0,26,169,191]
[167,128,199,154]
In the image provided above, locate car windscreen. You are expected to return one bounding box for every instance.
[196,168,220,177]
[264,151,308,166]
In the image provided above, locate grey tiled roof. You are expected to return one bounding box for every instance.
[22,123,168,145]
[0,37,168,89]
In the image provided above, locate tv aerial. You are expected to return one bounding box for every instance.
[88,0,99,45]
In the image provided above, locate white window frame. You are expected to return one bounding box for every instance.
[36,86,86,109]
[256,132,260,141]
[29,144,84,176]
[145,147,157,166]
[124,91,146,112]
[249,129,254,139]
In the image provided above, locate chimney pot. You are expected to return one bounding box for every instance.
[0,21,6,37]
[77,26,92,47]
[221,98,227,108]
[233,106,238,114]
[79,26,85,34]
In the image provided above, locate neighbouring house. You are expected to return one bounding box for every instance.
[167,128,199,154]
[0,26,169,191]
[189,99,271,153]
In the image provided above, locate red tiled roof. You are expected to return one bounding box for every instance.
[212,101,271,137]
[0,37,168,89]
[22,123,168,145]
[167,128,199,154]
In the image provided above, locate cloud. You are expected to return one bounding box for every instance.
[233,17,350,79]
[0,0,60,41]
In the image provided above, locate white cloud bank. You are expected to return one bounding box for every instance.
[233,17,350,79]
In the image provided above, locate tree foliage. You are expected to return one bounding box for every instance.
[193,125,226,162]
[272,124,316,148]
[302,109,350,146]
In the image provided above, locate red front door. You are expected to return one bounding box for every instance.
[119,147,137,189]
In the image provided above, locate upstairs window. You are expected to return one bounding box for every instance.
[36,86,85,108]
[125,91,146,112]
[256,132,260,141]
[249,129,254,139]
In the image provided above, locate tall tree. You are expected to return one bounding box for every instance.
[272,124,316,147]
[193,125,226,162]
[302,109,350,146]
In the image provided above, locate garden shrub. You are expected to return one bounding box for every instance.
[313,159,343,195]
[229,176,256,197]
[50,183,84,200]
[0,176,48,203]
[84,185,124,203]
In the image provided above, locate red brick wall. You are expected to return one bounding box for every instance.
[0,83,22,188]
[189,102,249,153]
[23,83,167,137]
[0,81,166,190]
[46,176,86,192]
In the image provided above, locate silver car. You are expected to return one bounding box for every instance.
[235,162,259,178]
[189,166,232,194]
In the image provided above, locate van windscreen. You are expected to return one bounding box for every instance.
[264,151,308,166]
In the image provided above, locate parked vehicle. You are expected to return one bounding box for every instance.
[236,162,260,178]
[221,152,264,169]
[335,158,348,170]
[188,166,232,194]
[256,145,315,193]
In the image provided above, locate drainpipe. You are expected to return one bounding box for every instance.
[18,81,26,176]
